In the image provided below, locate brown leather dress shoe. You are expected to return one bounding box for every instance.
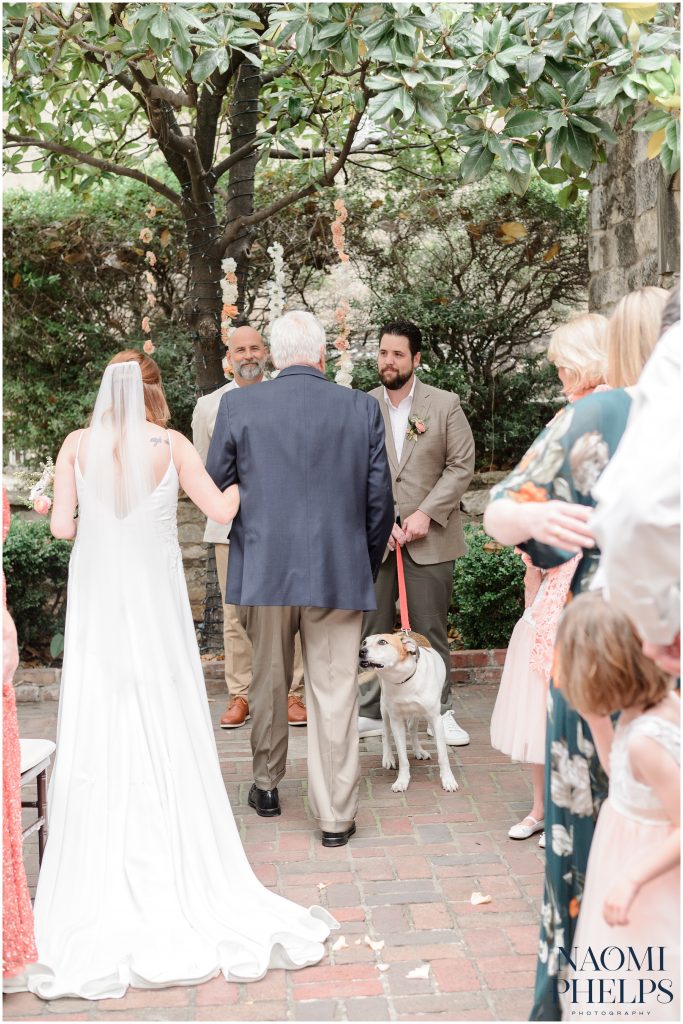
[220,696,250,729]
[287,693,307,726]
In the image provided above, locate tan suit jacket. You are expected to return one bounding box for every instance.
[371,377,475,565]
[191,380,238,544]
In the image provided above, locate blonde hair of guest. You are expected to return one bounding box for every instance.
[547,313,609,398]
[607,286,670,388]
[554,591,673,716]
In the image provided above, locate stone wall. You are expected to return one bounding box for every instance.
[589,125,680,312]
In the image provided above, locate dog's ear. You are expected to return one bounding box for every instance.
[400,633,420,658]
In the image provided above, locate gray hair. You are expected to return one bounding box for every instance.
[269,310,326,369]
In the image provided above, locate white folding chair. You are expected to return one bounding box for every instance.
[19,738,56,866]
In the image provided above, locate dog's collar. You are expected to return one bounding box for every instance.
[399,664,418,685]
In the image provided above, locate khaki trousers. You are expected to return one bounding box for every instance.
[214,544,304,699]
[241,605,363,831]
[359,548,454,719]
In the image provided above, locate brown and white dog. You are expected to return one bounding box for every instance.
[359,632,458,793]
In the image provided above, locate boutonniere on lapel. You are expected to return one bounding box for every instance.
[406,413,429,442]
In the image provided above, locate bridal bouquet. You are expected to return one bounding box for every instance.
[14,457,55,514]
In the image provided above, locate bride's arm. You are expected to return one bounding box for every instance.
[171,431,239,524]
[51,432,80,540]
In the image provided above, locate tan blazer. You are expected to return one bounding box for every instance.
[191,380,238,544]
[370,378,475,565]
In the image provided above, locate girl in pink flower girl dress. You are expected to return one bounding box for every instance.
[490,313,609,846]
[556,592,679,1020]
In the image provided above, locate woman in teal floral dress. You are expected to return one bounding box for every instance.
[484,286,669,1020]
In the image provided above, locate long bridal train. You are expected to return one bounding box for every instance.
[15,388,336,1000]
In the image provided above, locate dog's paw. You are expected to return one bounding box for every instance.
[413,748,431,760]
[441,772,459,792]
[391,776,410,792]
[382,754,397,770]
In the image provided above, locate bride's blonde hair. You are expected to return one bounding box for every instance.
[554,591,671,715]
[108,350,170,427]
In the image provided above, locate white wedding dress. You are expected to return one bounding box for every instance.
[20,369,336,1001]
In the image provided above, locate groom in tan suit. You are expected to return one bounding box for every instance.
[359,319,475,745]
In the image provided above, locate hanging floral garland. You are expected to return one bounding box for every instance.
[220,256,239,378]
[136,203,173,356]
[331,198,353,388]
[266,242,286,323]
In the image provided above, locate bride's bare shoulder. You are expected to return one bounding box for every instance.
[58,428,86,459]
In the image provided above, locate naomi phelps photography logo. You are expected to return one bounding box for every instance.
[558,946,675,1015]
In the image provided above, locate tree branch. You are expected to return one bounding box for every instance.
[3,134,183,208]
[218,80,367,251]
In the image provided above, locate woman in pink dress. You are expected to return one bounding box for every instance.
[3,489,39,979]
[490,314,609,846]
[555,592,679,1020]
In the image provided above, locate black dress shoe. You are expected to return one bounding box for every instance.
[248,783,281,817]
[321,822,356,848]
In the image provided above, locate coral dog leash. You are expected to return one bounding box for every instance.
[395,542,412,633]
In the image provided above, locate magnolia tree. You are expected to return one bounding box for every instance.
[4,1,680,390]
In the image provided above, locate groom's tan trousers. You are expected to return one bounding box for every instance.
[241,605,363,832]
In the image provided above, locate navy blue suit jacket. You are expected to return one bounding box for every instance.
[205,365,394,611]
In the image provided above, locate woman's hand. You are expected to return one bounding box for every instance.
[521,500,595,553]
[603,874,639,926]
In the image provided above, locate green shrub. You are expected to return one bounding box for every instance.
[450,525,524,649]
[3,517,72,660]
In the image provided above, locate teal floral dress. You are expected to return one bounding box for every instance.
[489,389,632,1021]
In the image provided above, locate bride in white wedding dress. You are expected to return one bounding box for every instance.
[17,352,336,1001]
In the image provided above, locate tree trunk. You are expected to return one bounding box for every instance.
[225,56,262,322]
[183,198,225,395]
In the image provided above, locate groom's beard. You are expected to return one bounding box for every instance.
[380,367,413,391]
[234,358,266,383]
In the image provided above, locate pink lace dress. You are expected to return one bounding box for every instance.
[490,551,578,763]
[562,704,680,1018]
[2,489,38,977]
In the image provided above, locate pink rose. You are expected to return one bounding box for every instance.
[33,495,52,515]
[415,420,426,434]
[141,316,151,333]
[139,227,153,243]
[143,339,155,355]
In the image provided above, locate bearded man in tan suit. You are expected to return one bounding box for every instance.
[192,325,306,729]
[359,319,475,745]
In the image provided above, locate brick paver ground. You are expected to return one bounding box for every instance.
[5,683,542,1022]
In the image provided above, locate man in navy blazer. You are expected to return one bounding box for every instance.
[206,310,394,847]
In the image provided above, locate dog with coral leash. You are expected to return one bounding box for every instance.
[359,631,459,793]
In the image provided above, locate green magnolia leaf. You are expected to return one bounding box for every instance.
[660,141,680,175]
[191,47,222,84]
[568,114,602,135]
[556,182,579,208]
[415,96,447,130]
[504,167,532,196]
[149,10,170,41]
[503,110,547,136]
[547,109,568,131]
[566,124,593,171]
[486,133,512,169]
[633,109,671,132]
[535,80,563,108]
[487,59,508,84]
[665,117,680,154]
[538,167,569,184]
[523,54,546,84]
[646,69,676,99]
[367,88,402,123]
[171,44,193,77]
[565,69,590,105]
[87,2,111,39]
[548,127,569,166]
[573,2,602,46]
[460,143,494,184]
[138,58,156,80]
[508,146,531,174]
[595,73,625,106]
[496,44,531,67]
[467,67,490,100]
